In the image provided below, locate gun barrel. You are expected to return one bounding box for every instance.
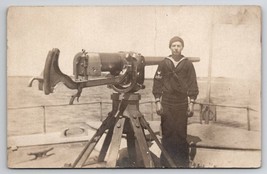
[144,56,200,66]
[74,51,200,78]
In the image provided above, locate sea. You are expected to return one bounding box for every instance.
[7,76,261,136]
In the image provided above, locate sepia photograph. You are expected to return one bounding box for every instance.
[7,6,261,168]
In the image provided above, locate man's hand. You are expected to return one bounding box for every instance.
[156,101,163,116]
[187,102,194,117]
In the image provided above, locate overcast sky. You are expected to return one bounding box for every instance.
[7,6,261,80]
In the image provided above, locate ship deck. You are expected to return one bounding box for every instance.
[8,121,261,168]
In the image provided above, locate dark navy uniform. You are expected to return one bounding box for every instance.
[153,55,199,167]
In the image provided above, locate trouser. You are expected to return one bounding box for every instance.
[160,103,189,168]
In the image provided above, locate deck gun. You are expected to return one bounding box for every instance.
[29,48,199,104]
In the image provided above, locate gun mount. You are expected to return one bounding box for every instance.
[29,48,200,168]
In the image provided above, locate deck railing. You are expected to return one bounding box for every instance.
[8,101,257,134]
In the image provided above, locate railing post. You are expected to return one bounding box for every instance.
[100,101,103,121]
[42,106,46,134]
[204,106,209,124]
[247,107,251,131]
[199,104,203,124]
[214,106,217,121]
[150,102,154,121]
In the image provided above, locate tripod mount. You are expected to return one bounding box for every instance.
[71,93,176,168]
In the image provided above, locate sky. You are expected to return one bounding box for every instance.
[7,6,261,81]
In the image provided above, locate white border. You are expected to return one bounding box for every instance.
[1,0,265,174]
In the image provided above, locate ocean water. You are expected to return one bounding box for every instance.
[7,76,261,136]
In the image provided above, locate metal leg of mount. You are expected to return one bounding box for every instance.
[126,122,137,167]
[72,96,126,168]
[106,116,126,167]
[97,124,115,162]
[140,116,177,168]
[129,114,154,168]
[71,113,115,168]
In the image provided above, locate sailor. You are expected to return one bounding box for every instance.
[152,36,199,168]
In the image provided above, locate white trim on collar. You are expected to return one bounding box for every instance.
[166,56,186,67]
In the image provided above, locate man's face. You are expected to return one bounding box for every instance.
[170,41,183,55]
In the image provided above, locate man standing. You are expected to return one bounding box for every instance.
[152,36,199,168]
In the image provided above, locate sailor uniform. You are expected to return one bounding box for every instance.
[152,55,199,167]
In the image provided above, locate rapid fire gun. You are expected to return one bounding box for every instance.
[29,48,199,104]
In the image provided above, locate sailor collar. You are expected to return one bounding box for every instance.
[166,56,187,68]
